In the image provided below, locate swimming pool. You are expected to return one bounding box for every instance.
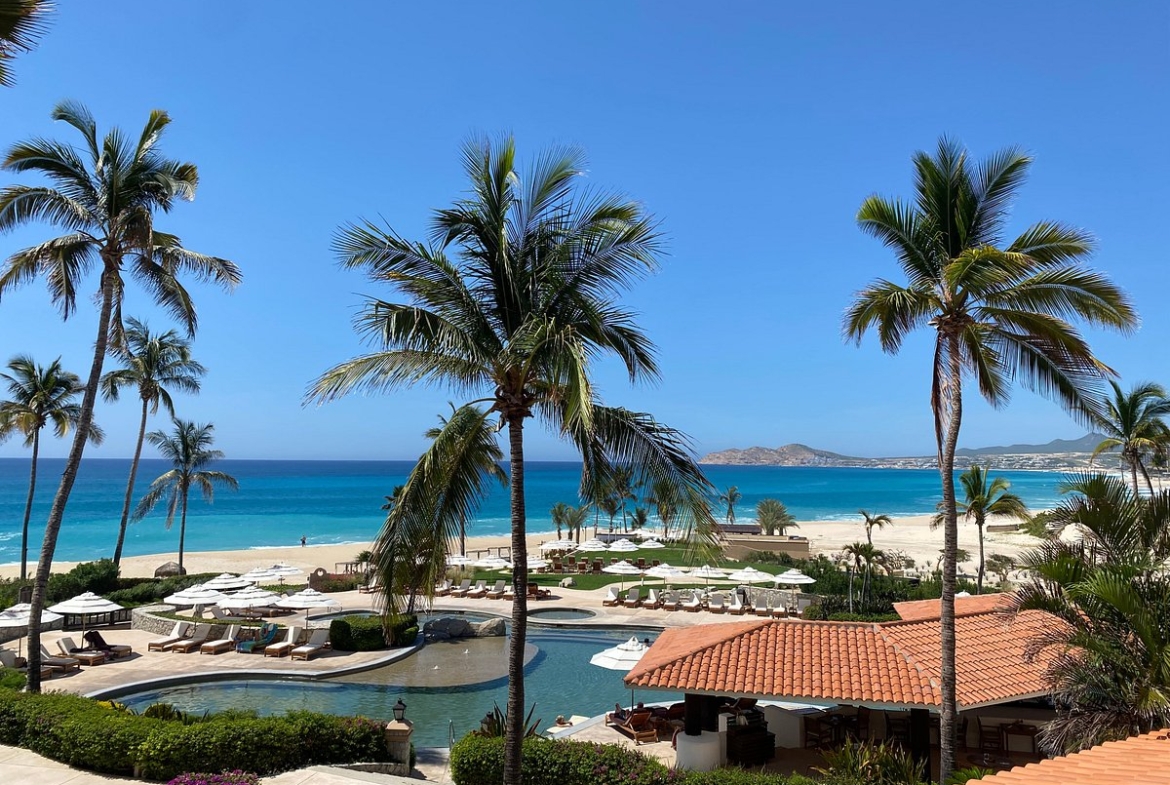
[116,626,676,747]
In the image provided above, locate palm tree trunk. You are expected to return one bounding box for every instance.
[937,333,964,783]
[976,518,985,595]
[113,397,149,566]
[1139,460,1155,497]
[459,519,466,557]
[178,491,189,574]
[19,430,40,581]
[503,414,528,785]
[1131,460,1141,496]
[26,265,116,693]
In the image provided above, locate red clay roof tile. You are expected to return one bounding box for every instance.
[974,730,1170,784]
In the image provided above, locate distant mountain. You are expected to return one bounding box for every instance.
[701,434,1109,468]
[955,433,1108,456]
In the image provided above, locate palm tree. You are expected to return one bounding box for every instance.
[599,495,620,534]
[0,0,50,87]
[647,478,679,541]
[132,419,237,574]
[550,501,569,539]
[0,102,240,691]
[844,137,1136,781]
[309,137,716,785]
[0,355,95,579]
[101,318,205,567]
[563,504,590,544]
[1091,381,1170,495]
[718,485,742,524]
[757,498,797,536]
[611,466,640,532]
[932,465,1027,593]
[843,540,884,608]
[859,509,892,546]
[1013,473,1170,754]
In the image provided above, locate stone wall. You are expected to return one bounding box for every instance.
[132,605,183,635]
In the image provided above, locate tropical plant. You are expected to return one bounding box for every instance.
[931,465,1028,593]
[132,419,238,574]
[0,0,50,87]
[0,102,239,691]
[549,502,569,539]
[562,504,590,544]
[470,703,543,739]
[859,509,892,546]
[1012,473,1170,754]
[646,478,679,541]
[610,465,640,532]
[718,485,742,524]
[985,553,1015,587]
[816,739,926,785]
[101,318,205,567]
[756,498,797,536]
[630,506,649,530]
[844,136,1135,781]
[842,541,885,607]
[598,494,620,534]
[0,355,95,579]
[309,138,716,785]
[1090,380,1170,495]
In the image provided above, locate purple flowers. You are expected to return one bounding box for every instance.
[167,771,260,785]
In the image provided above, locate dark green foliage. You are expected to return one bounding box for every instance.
[816,740,927,784]
[0,667,26,690]
[946,767,995,785]
[682,771,817,785]
[168,772,261,785]
[451,735,670,785]
[329,615,385,651]
[45,559,120,602]
[385,613,419,646]
[310,573,365,593]
[0,686,388,779]
[470,703,542,739]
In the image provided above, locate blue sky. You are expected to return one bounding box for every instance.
[0,2,1166,461]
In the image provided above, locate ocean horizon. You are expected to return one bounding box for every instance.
[0,458,1074,566]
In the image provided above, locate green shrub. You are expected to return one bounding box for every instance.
[106,574,213,607]
[168,772,260,785]
[46,559,121,602]
[311,574,365,592]
[0,667,26,691]
[681,770,816,785]
[386,613,419,646]
[329,615,386,651]
[451,735,670,785]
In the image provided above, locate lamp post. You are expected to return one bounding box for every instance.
[384,696,413,774]
[393,698,407,722]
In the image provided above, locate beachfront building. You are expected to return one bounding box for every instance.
[624,595,1060,777]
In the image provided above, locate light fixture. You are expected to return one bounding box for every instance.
[392,698,407,722]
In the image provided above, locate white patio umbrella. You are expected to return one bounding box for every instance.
[269,563,302,576]
[474,556,509,570]
[539,539,577,552]
[446,554,475,568]
[505,556,549,571]
[275,587,341,622]
[639,538,665,549]
[643,563,688,588]
[590,636,652,709]
[164,584,230,607]
[241,568,280,584]
[608,539,640,553]
[201,573,251,592]
[48,592,125,636]
[217,586,280,610]
[0,603,62,658]
[689,564,728,586]
[725,566,775,584]
[602,559,643,590]
[775,568,816,609]
[576,539,610,553]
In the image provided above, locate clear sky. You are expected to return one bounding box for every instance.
[0,2,1166,462]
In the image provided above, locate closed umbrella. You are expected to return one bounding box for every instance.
[48,592,124,636]
[164,584,230,607]
[201,573,251,592]
[0,603,62,658]
[590,635,652,709]
[602,559,643,590]
[275,588,341,623]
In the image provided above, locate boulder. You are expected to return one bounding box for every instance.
[424,617,472,639]
[470,618,506,637]
[559,577,576,589]
[154,561,185,577]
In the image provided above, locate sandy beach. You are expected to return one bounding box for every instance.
[0,512,1044,581]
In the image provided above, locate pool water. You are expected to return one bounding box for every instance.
[526,608,596,620]
[117,627,675,747]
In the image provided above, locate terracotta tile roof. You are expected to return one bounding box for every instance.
[894,593,1014,621]
[626,611,1060,709]
[974,730,1170,784]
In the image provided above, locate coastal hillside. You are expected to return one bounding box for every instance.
[701,434,1112,471]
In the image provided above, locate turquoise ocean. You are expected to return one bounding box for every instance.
[0,459,1072,566]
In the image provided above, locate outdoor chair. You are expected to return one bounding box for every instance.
[577,560,588,574]
[449,579,473,598]
[58,637,106,665]
[884,712,911,747]
[978,717,1003,751]
[263,625,302,657]
[551,556,564,573]
[148,622,190,652]
[681,591,702,612]
[804,717,834,749]
[38,645,81,672]
[660,591,680,611]
[644,588,661,609]
[707,594,727,614]
[358,574,380,594]
[527,583,551,600]
[434,578,452,596]
[0,649,58,679]
[83,630,132,658]
[485,580,507,599]
[465,580,488,599]
[771,604,788,619]
[502,584,515,601]
[236,623,279,654]
[172,624,215,653]
[623,587,643,608]
[591,560,603,574]
[613,709,659,745]
[754,601,771,617]
[290,629,331,660]
[728,593,746,615]
[200,625,241,655]
[636,558,646,569]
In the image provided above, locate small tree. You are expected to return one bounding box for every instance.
[985,554,1015,587]
[718,485,742,524]
[757,498,797,536]
[859,509,893,546]
[549,502,569,539]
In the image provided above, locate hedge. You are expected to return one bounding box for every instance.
[0,688,389,780]
[329,613,418,651]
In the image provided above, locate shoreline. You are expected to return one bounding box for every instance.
[0,512,1045,581]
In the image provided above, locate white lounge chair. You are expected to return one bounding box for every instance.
[754,601,771,617]
[290,629,331,661]
[602,587,620,607]
[264,625,302,657]
[485,580,506,599]
[200,625,240,655]
[622,587,643,608]
[58,637,105,665]
[660,591,680,611]
[39,644,81,672]
[729,593,746,615]
[449,579,473,598]
[171,623,214,653]
[434,579,452,596]
[465,580,488,599]
[148,622,189,652]
[644,589,661,609]
[707,594,727,614]
[681,592,702,612]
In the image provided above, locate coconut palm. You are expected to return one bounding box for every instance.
[550,501,569,539]
[947,466,1028,593]
[757,498,797,536]
[611,465,641,532]
[844,137,1136,780]
[309,137,716,785]
[0,102,239,691]
[1013,473,1170,753]
[647,479,679,541]
[599,495,620,533]
[843,540,885,608]
[563,504,590,544]
[0,0,50,87]
[101,318,205,567]
[0,355,96,579]
[1091,381,1170,495]
[718,485,742,524]
[859,509,892,546]
[132,419,237,574]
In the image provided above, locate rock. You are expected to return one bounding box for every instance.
[559,577,576,589]
[424,617,472,639]
[154,561,185,577]
[471,618,506,637]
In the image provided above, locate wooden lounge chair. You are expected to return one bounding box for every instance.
[171,623,215,653]
[237,623,279,653]
[359,574,380,594]
[644,588,661,609]
[264,625,302,657]
[58,637,106,665]
[449,579,473,598]
[771,604,788,619]
[148,622,190,651]
[0,649,58,679]
[209,606,236,622]
[728,593,746,615]
[485,580,507,599]
[707,594,727,614]
[660,591,680,612]
[290,629,331,661]
[613,708,659,745]
[434,578,452,596]
[681,592,702,612]
[200,625,241,655]
[83,630,133,658]
[465,580,488,599]
[502,584,515,601]
[602,587,620,607]
[623,587,643,608]
[606,703,630,726]
[38,645,81,672]
[754,601,771,617]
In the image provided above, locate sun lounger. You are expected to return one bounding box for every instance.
[290,629,331,661]
[728,594,746,615]
[606,702,630,726]
[434,579,452,596]
[171,623,214,653]
[449,579,473,598]
[527,583,551,599]
[359,574,380,594]
[644,589,661,609]
[0,649,58,679]
[200,625,241,655]
[264,625,302,657]
[502,583,515,601]
[660,591,680,611]
[83,630,133,658]
[38,645,81,672]
[209,606,236,622]
[465,580,488,599]
[602,587,620,607]
[681,592,702,612]
[58,637,106,665]
[754,602,771,617]
[148,622,190,652]
[771,604,788,619]
[612,708,659,745]
[237,622,279,653]
[707,594,727,614]
[485,580,506,599]
[622,587,643,608]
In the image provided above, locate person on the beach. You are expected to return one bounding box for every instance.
[300,535,306,547]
